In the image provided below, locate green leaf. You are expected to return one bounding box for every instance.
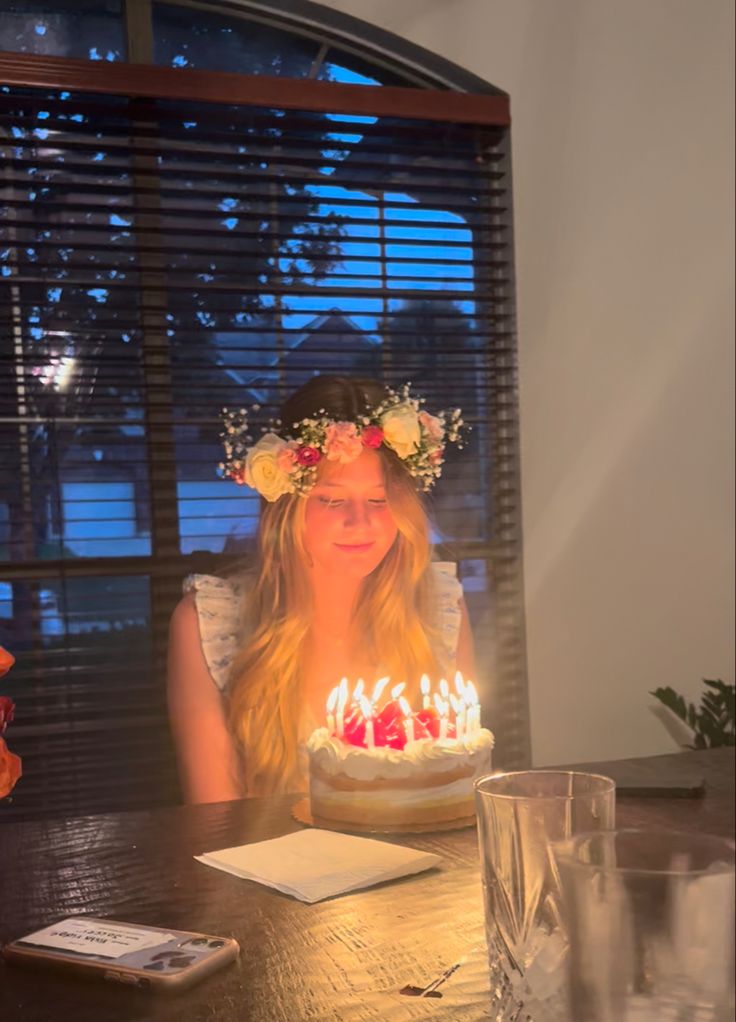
[650,686,687,721]
[651,678,735,749]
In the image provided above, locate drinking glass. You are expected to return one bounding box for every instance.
[552,828,736,1022]
[475,770,616,1020]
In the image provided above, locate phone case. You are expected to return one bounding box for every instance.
[2,917,240,992]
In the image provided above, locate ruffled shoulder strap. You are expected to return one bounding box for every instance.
[429,561,464,668]
[183,573,244,692]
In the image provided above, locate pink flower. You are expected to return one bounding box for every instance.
[361,425,384,449]
[429,448,444,466]
[296,445,322,467]
[419,410,445,446]
[324,422,363,464]
[276,441,299,475]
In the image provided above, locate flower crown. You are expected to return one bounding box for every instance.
[219,384,466,502]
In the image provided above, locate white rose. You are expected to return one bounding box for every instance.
[381,403,421,459]
[244,433,296,502]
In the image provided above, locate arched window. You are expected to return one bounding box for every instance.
[0,0,527,818]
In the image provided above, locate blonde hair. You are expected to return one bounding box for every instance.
[227,376,445,796]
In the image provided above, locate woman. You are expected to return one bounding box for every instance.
[167,375,476,804]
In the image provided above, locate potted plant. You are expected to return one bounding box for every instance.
[650,678,735,750]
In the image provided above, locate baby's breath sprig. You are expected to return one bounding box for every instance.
[218,406,252,483]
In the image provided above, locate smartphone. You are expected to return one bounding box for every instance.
[2,916,239,992]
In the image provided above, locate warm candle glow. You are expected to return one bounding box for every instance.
[323,676,484,748]
[450,693,465,741]
[399,696,413,744]
[371,675,390,703]
[336,677,349,738]
[464,680,479,736]
[326,685,339,734]
[359,695,374,748]
[434,693,449,740]
[420,673,431,709]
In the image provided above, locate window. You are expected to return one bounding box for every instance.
[0,0,528,819]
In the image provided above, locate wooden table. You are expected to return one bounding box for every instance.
[0,749,733,1022]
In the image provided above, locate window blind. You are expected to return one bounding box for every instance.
[0,52,528,820]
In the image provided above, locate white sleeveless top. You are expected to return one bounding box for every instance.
[184,562,465,695]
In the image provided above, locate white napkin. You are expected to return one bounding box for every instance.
[194,828,442,903]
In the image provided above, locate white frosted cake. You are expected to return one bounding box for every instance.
[307,727,494,828]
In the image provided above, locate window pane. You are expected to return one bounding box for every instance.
[0,574,180,818]
[0,1,124,60]
[178,479,258,555]
[318,53,413,88]
[153,2,319,76]
[0,88,152,560]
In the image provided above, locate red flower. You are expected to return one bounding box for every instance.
[361,425,384,449]
[0,646,14,678]
[0,697,14,732]
[296,445,322,467]
[0,647,21,800]
[0,737,22,800]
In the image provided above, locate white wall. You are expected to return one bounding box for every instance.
[320,0,736,764]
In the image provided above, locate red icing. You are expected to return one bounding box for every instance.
[375,699,402,731]
[342,706,366,747]
[414,707,439,739]
[329,696,461,748]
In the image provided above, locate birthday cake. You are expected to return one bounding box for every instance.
[306,677,494,829]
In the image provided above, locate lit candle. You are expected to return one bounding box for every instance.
[353,678,364,703]
[391,681,406,700]
[359,696,374,749]
[465,680,479,737]
[371,675,390,704]
[454,670,465,699]
[336,677,348,739]
[434,693,448,741]
[450,693,465,742]
[420,674,431,709]
[399,696,413,745]
[439,678,449,702]
[326,686,338,734]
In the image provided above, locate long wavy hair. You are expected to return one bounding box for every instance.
[227,375,445,796]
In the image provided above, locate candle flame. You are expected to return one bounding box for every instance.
[398,695,412,718]
[449,693,463,714]
[337,677,349,712]
[371,675,390,703]
[439,678,449,699]
[464,680,479,706]
[391,682,406,699]
[359,695,373,718]
[420,674,430,696]
[454,670,465,696]
[353,678,364,702]
[326,686,339,713]
[434,693,448,716]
